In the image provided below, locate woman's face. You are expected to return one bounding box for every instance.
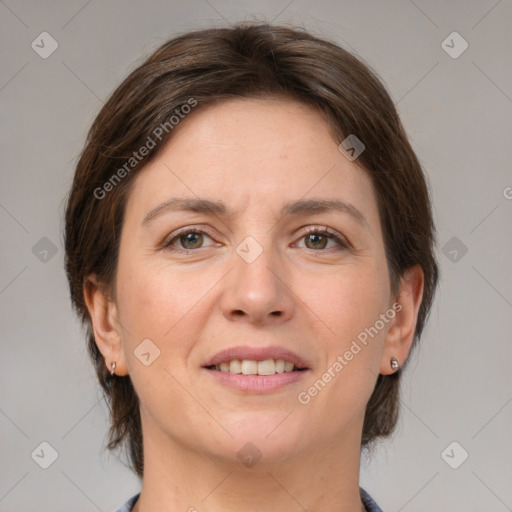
[109,97,403,464]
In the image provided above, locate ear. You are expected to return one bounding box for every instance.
[83,274,129,376]
[379,264,424,375]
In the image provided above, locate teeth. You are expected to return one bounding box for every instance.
[257,359,275,376]
[229,360,242,373]
[241,360,258,375]
[213,359,299,375]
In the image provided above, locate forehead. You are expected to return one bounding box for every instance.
[124,97,379,226]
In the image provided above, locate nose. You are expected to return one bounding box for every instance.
[219,240,295,327]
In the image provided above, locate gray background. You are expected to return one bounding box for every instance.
[1,1,511,511]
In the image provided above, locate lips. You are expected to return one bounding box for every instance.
[202,346,311,393]
[202,345,310,370]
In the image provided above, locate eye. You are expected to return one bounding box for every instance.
[295,227,349,251]
[162,226,349,252]
[163,229,216,251]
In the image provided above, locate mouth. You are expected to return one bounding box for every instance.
[202,346,310,393]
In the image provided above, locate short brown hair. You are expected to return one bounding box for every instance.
[64,22,439,478]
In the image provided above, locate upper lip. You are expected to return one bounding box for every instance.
[203,345,310,369]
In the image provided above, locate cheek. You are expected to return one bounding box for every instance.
[115,262,201,401]
[115,258,219,385]
[116,257,203,336]
[294,259,390,413]
[298,274,389,425]
[295,260,390,343]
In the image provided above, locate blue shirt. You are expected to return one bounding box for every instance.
[113,488,383,511]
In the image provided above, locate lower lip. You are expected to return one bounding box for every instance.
[204,368,310,393]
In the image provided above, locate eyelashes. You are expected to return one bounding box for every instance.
[162,226,350,253]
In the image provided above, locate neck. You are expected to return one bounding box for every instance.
[132,415,366,512]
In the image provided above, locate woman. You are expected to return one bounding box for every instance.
[64,23,439,512]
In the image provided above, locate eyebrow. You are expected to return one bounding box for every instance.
[142,197,369,228]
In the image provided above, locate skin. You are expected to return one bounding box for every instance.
[84,97,424,512]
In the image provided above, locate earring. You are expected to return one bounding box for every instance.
[390,357,399,371]
[110,361,116,376]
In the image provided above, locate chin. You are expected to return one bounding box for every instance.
[208,412,309,463]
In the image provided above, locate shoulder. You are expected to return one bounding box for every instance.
[360,487,384,512]
[112,492,140,512]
